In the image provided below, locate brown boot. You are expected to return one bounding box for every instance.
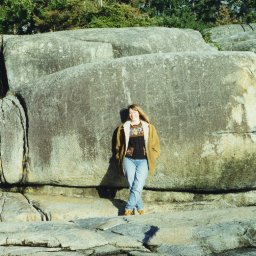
[124,209,134,216]
[137,209,145,215]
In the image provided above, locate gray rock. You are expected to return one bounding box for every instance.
[0,94,27,184]
[0,221,108,250]
[0,207,256,255]
[3,34,113,89]
[0,192,41,222]
[220,248,256,256]
[12,51,256,191]
[0,192,252,222]
[156,244,208,256]
[217,37,256,53]
[3,27,216,91]
[0,190,254,222]
[57,27,216,57]
[208,23,256,41]
[0,247,71,256]
[129,252,166,256]
[207,24,256,53]
[24,194,122,220]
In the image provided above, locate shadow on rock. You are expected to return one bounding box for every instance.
[97,108,129,216]
[143,225,159,245]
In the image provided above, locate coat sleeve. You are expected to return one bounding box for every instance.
[115,125,122,160]
[151,124,160,159]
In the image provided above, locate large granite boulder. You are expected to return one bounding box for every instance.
[8,50,256,191]
[3,34,114,88]
[0,94,27,184]
[207,23,256,53]
[208,23,256,42]
[57,27,216,57]
[3,27,216,90]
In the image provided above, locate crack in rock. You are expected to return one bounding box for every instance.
[6,95,29,184]
[208,130,256,136]
[22,194,49,221]
[0,95,28,184]
[0,193,7,222]
[0,99,7,183]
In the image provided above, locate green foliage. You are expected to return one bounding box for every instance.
[87,3,155,28]
[152,4,208,32]
[216,4,239,25]
[0,0,255,34]
[33,0,99,32]
[0,0,34,34]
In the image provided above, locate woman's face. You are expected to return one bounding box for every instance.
[129,108,140,122]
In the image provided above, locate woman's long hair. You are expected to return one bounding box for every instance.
[128,104,150,123]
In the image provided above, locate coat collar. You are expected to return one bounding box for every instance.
[123,120,149,152]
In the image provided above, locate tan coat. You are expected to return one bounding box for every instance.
[115,120,160,175]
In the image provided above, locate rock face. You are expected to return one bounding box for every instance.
[0,94,27,184]
[1,27,256,192]
[3,27,216,90]
[208,23,256,53]
[57,27,216,57]
[3,34,114,88]
[12,51,256,190]
[2,26,256,256]
[0,192,41,221]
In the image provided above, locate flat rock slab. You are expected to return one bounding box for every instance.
[0,192,41,222]
[1,190,256,223]
[0,221,108,251]
[1,207,256,255]
[24,194,123,220]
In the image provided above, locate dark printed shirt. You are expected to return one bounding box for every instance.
[125,122,147,159]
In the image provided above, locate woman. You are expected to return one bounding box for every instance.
[116,104,160,216]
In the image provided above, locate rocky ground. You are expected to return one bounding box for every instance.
[1,189,256,255]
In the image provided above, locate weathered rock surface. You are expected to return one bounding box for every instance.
[3,34,114,88]
[0,192,41,221]
[0,94,27,184]
[1,206,256,255]
[0,190,256,223]
[3,27,216,90]
[57,27,216,57]
[10,51,256,190]
[24,194,122,220]
[208,23,256,42]
[208,23,256,53]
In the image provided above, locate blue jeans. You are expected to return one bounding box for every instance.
[124,157,149,211]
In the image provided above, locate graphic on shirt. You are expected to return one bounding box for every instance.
[130,124,144,137]
[126,123,146,159]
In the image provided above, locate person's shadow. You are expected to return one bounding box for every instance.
[96,108,129,215]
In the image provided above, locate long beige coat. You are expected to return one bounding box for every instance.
[115,120,160,175]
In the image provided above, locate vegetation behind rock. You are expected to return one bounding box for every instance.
[0,0,255,35]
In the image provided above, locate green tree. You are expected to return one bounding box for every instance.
[239,0,256,23]
[33,0,99,32]
[88,3,155,28]
[216,3,239,25]
[0,0,34,34]
[192,0,222,25]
